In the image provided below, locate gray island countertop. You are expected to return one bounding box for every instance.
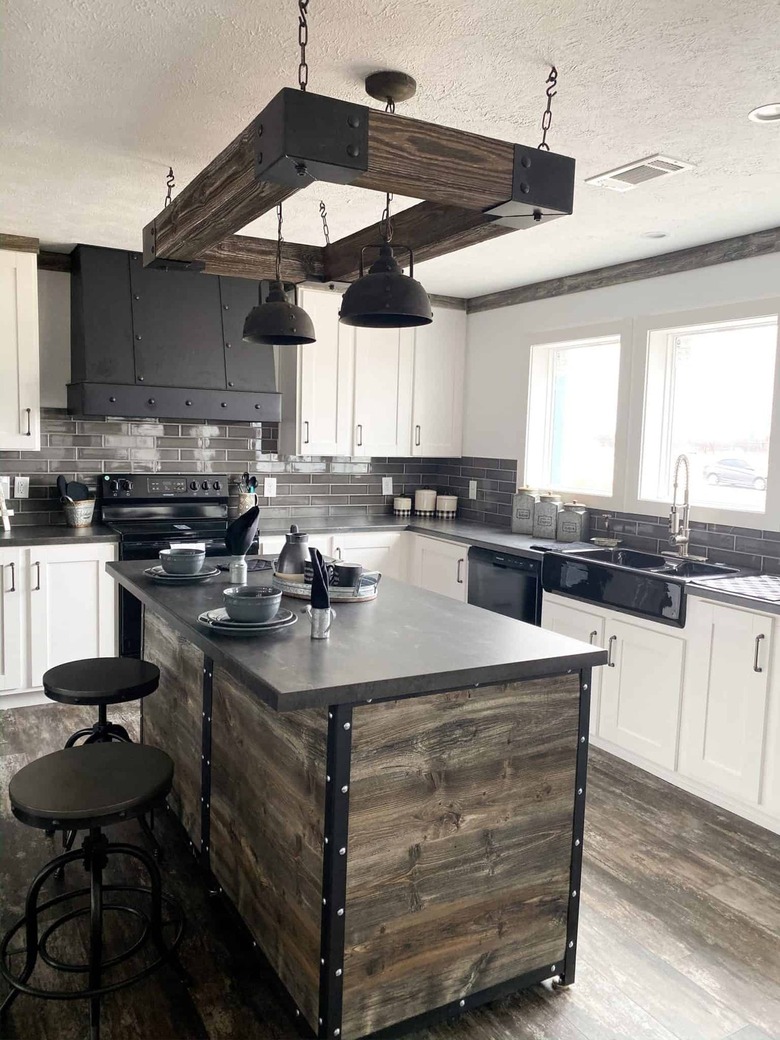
[107,558,606,712]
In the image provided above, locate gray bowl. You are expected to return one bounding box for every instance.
[159,547,206,575]
[223,585,282,624]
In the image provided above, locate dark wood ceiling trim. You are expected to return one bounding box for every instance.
[323,202,514,282]
[199,235,324,282]
[429,294,467,310]
[38,250,73,273]
[0,233,39,253]
[466,226,780,314]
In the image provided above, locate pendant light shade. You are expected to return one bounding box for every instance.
[242,280,316,346]
[339,244,433,329]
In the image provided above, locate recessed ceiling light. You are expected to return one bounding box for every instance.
[642,231,669,239]
[748,103,780,123]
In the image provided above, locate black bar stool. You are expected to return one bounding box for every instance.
[43,657,161,858]
[0,742,184,1040]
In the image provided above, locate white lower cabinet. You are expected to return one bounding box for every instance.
[680,598,772,804]
[0,541,117,701]
[0,548,24,691]
[407,535,468,602]
[331,531,405,580]
[599,617,686,770]
[541,596,605,735]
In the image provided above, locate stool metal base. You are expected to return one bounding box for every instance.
[0,829,184,1040]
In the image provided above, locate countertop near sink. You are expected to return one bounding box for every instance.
[688,574,780,616]
[0,523,119,546]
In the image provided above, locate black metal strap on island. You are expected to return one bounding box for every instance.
[200,657,214,870]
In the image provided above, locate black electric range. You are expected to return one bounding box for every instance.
[98,473,255,656]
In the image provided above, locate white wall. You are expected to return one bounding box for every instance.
[37,269,70,408]
[463,252,780,462]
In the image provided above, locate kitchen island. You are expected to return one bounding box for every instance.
[107,559,606,1039]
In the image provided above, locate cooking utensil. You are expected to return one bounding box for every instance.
[66,480,91,501]
[223,585,282,623]
[241,471,250,492]
[248,475,257,492]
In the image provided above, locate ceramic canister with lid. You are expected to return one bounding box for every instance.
[532,494,562,539]
[435,494,458,519]
[393,496,412,517]
[510,488,539,535]
[414,488,437,516]
[556,502,590,543]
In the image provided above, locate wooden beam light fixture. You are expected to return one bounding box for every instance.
[141,6,575,298]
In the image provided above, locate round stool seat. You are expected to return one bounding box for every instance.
[9,743,173,832]
[43,657,159,706]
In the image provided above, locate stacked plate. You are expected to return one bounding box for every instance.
[197,606,298,637]
[144,565,220,584]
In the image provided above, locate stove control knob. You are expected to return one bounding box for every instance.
[201,480,210,491]
[119,479,133,492]
[189,481,199,491]
[109,479,119,493]
[212,480,222,491]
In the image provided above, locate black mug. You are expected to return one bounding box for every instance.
[303,558,380,590]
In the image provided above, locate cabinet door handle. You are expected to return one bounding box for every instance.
[456,558,465,584]
[33,560,41,591]
[2,562,15,593]
[303,420,310,445]
[607,635,617,667]
[356,424,363,447]
[335,546,342,560]
[589,630,598,644]
[24,408,32,436]
[415,424,421,447]
[753,633,765,673]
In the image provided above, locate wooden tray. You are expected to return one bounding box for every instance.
[272,574,379,602]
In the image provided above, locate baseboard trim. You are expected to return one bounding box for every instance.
[0,688,47,710]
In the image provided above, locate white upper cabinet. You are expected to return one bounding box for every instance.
[278,287,355,456]
[352,326,414,457]
[680,599,772,803]
[0,249,40,450]
[411,305,466,458]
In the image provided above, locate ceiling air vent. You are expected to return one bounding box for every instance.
[585,154,693,192]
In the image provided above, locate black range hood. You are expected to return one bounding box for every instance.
[67,245,282,422]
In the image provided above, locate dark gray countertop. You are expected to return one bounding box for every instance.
[687,580,780,615]
[0,523,119,547]
[107,558,606,713]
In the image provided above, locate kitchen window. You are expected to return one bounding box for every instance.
[639,313,779,513]
[525,333,622,496]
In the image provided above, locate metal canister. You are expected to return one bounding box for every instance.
[510,488,539,534]
[532,494,562,539]
[556,502,590,543]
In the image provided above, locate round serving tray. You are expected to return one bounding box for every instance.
[272,574,379,602]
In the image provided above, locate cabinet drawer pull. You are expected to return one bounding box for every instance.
[589,630,598,644]
[607,635,617,667]
[304,420,310,445]
[456,558,465,584]
[753,633,765,673]
[24,408,31,436]
[356,424,363,447]
[415,424,421,447]
[33,560,41,591]
[4,562,15,593]
[335,546,342,560]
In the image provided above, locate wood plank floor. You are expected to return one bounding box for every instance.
[0,702,778,1040]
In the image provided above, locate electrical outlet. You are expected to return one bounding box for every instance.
[381,477,393,496]
[469,479,478,499]
[263,477,277,498]
[13,476,29,499]
[0,478,9,500]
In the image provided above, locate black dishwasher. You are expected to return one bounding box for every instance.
[467,547,541,624]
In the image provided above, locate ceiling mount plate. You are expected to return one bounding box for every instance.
[365,70,417,105]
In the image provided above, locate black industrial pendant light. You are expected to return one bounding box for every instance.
[242,204,316,345]
[339,192,432,329]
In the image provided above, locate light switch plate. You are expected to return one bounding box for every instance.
[263,477,277,498]
[469,479,478,499]
[381,477,393,496]
[13,476,29,499]
[0,478,9,500]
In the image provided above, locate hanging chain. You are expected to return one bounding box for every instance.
[275,203,284,282]
[164,166,175,207]
[298,0,309,91]
[379,96,394,242]
[319,199,330,245]
[538,65,558,151]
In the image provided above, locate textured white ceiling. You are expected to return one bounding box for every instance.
[2,0,779,296]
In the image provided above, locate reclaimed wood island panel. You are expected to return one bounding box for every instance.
[110,560,605,1039]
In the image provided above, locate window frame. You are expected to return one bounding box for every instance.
[624,299,780,529]
[518,320,632,510]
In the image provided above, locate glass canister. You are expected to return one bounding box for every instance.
[532,494,562,539]
[511,488,539,534]
[556,502,590,543]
